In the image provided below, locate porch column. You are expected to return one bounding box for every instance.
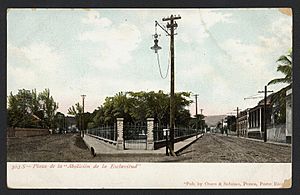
[246,110,249,137]
[147,118,154,150]
[116,118,124,150]
[259,107,262,132]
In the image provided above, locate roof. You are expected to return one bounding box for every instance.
[258,84,291,106]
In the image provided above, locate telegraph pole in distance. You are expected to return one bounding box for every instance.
[234,107,239,137]
[200,108,203,133]
[81,95,86,135]
[193,94,199,131]
[258,86,273,142]
[162,14,181,153]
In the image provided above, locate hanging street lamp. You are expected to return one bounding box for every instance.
[151,15,181,155]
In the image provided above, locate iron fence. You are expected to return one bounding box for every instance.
[87,125,117,142]
[153,124,168,142]
[153,124,199,142]
[123,123,147,150]
[174,127,198,138]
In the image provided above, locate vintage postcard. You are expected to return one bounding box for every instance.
[7,8,292,188]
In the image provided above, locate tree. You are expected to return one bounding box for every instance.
[54,112,65,132]
[89,90,193,128]
[268,50,292,85]
[90,106,106,128]
[189,114,205,130]
[225,115,236,132]
[143,90,169,126]
[174,92,192,127]
[38,89,59,128]
[68,102,83,129]
[8,88,58,128]
[268,50,292,124]
[8,89,34,127]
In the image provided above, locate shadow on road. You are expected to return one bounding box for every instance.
[74,134,88,150]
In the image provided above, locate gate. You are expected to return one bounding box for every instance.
[123,123,147,150]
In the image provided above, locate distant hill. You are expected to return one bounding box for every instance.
[204,115,227,127]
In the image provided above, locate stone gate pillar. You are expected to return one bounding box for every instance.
[147,118,154,150]
[117,118,124,150]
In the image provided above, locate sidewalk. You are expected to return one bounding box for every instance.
[83,134,203,156]
[216,133,291,147]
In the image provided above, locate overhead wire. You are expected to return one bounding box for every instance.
[154,23,170,79]
[156,50,170,79]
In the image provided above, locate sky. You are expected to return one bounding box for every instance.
[7,8,292,116]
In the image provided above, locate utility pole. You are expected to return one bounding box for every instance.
[81,95,86,135]
[258,86,273,142]
[234,107,239,137]
[200,108,203,133]
[193,94,199,131]
[162,15,181,152]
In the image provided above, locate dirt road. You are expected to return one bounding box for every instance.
[178,133,291,163]
[7,133,291,162]
[7,134,92,162]
[7,134,172,162]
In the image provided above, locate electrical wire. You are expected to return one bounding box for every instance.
[153,22,170,79]
[156,51,170,79]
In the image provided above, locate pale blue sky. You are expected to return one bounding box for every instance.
[7,8,292,116]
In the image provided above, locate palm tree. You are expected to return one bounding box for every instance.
[268,50,292,85]
[68,102,83,129]
[268,50,292,124]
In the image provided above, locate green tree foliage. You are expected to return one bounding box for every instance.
[8,88,58,128]
[189,114,206,130]
[268,50,292,124]
[88,90,194,128]
[67,102,83,129]
[268,49,292,85]
[38,89,59,128]
[225,115,236,132]
[54,112,66,131]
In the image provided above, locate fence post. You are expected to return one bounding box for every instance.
[147,118,154,150]
[116,118,124,150]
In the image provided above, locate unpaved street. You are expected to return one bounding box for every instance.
[7,133,291,162]
[7,134,92,162]
[7,134,171,162]
[178,133,291,163]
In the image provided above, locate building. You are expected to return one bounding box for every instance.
[236,109,249,137]
[237,85,292,143]
[285,88,292,143]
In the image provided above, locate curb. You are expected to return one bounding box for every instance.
[83,134,204,156]
[216,133,291,147]
[175,134,203,155]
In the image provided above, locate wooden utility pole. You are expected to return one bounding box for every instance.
[200,108,203,132]
[258,86,273,142]
[234,107,239,137]
[264,87,267,142]
[193,94,199,131]
[162,15,181,152]
[81,94,86,133]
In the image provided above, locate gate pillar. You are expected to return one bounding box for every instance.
[147,118,154,150]
[117,118,124,150]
